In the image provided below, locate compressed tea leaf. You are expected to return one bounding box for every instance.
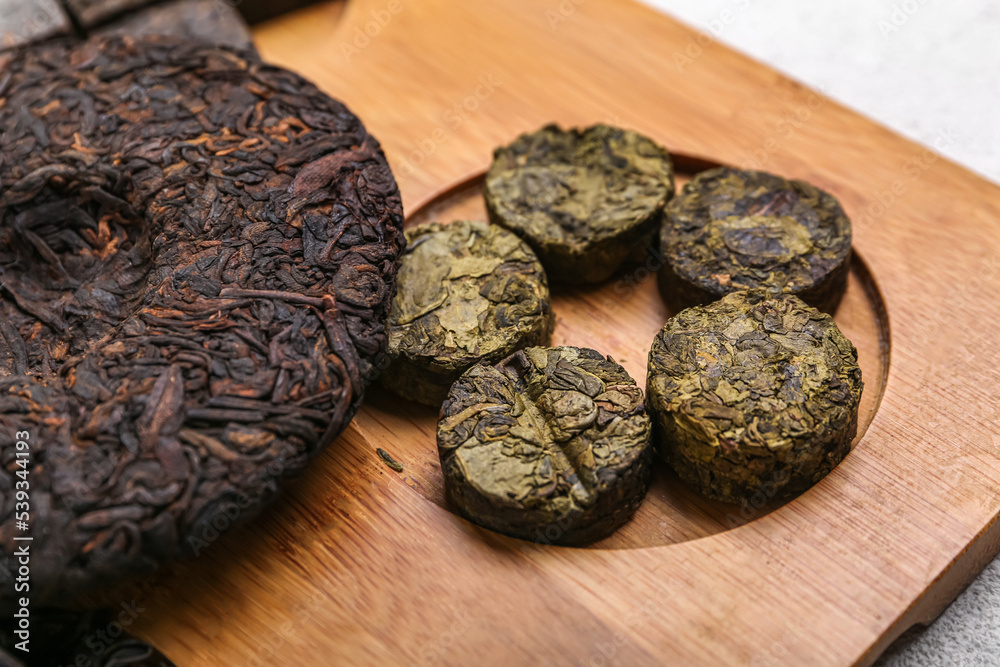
[0,36,404,606]
[484,124,675,283]
[438,346,653,545]
[377,447,404,472]
[646,290,863,504]
[660,167,852,313]
[382,220,554,406]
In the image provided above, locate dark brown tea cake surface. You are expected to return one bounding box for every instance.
[484,124,675,284]
[660,167,852,312]
[0,36,404,607]
[382,220,554,406]
[646,290,863,504]
[438,346,653,545]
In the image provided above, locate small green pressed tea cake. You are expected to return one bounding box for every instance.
[660,167,852,312]
[646,290,863,504]
[438,346,653,545]
[484,124,675,283]
[381,220,554,406]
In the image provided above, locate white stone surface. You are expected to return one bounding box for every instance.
[639,0,1000,664]
[641,0,1000,184]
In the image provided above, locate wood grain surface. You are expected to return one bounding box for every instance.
[109,1,1000,664]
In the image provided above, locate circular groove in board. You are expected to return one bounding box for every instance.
[363,153,890,550]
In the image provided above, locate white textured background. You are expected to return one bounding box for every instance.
[640,0,999,184]
[639,1,1000,664]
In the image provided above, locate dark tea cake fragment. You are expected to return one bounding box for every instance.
[64,0,156,27]
[646,290,863,504]
[382,220,554,406]
[484,124,675,283]
[95,0,255,52]
[438,346,653,545]
[0,0,71,51]
[660,167,852,312]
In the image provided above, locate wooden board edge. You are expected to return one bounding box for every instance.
[858,512,1000,665]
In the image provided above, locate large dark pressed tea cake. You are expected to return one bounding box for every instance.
[0,35,404,606]
[646,290,863,504]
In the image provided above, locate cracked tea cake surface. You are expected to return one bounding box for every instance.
[438,346,653,545]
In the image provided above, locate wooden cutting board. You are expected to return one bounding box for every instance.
[113,1,1000,664]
